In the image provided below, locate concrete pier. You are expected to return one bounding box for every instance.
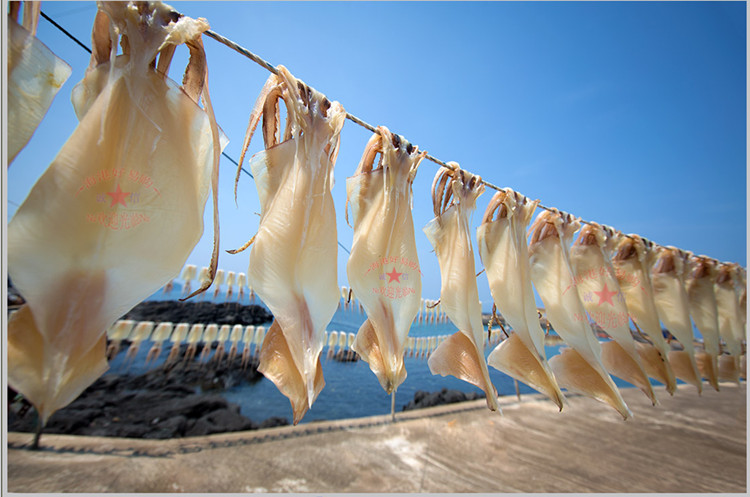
[7,383,746,493]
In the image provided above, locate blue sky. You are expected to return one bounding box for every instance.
[7,1,747,312]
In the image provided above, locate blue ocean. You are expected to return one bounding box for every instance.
[107,283,645,425]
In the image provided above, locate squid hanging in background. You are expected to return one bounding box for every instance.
[476,189,565,409]
[528,210,631,419]
[232,65,345,424]
[8,1,224,442]
[650,246,703,394]
[685,255,722,391]
[569,223,657,405]
[610,234,677,394]
[423,165,499,412]
[714,262,745,383]
[346,126,424,394]
[8,1,72,164]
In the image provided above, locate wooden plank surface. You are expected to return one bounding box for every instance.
[7,383,746,493]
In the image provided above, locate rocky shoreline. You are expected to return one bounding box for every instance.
[8,298,485,440]
[8,355,291,439]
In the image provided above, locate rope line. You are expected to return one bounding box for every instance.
[39,11,92,54]
[36,9,741,265]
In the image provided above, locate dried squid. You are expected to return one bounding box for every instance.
[685,255,721,390]
[8,1,72,164]
[714,262,745,383]
[8,1,223,442]
[569,223,657,405]
[610,234,677,394]
[650,246,702,393]
[233,66,345,424]
[528,210,631,419]
[423,165,499,412]
[476,189,565,409]
[346,126,424,394]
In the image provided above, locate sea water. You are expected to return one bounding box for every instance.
[108,284,651,425]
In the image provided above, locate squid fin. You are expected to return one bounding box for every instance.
[8,305,108,425]
[601,341,658,405]
[741,355,746,380]
[352,319,406,395]
[549,347,632,420]
[668,350,703,394]
[718,354,741,384]
[695,351,720,392]
[635,341,677,395]
[258,321,325,425]
[488,333,564,410]
[428,332,500,412]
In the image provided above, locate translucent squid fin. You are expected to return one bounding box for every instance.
[258,321,325,425]
[8,305,108,425]
[549,347,632,420]
[695,351,720,392]
[635,341,677,395]
[601,341,658,405]
[428,331,500,412]
[718,354,741,384]
[668,350,703,394]
[488,333,564,410]
[352,319,406,395]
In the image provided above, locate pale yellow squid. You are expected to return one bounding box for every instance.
[232,65,345,424]
[610,234,677,394]
[650,246,703,394]
[346,126,425,395]
[8,1,223,447]
[685,256,722,391]
[423,165,500,412]
[476,189,565,409]
[715,263,745,383]
[8,0,72,164]
[569,223,657,405]
[528,209,631,419]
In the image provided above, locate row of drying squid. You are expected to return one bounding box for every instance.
[7,2,746,438]
[104,319,465,370]
[166,266,450,324]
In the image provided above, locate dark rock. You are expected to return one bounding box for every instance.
[120,300,272,326]
[332,350,360,362]
[7,352,286,439]
[401,388,485,412]
[185,408,257,437]
[259,417,290,429]
[142,415,189,439]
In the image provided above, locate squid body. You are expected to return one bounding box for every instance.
[569,223,657,405]
[8,1,223,426]
[346,126,424,394]
[650,247,703,393]
[423,166,499,412]
[236,65,345,424]
[528,210,631,419]
[477,189,565,409]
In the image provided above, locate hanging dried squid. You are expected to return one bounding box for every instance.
[8,1,72,164]
[610,234,677,394]
[714,262,745,383]
[528,209,631,419]
[569,223,657,405]
[423,165,499,412]
[685,255,722,391]
[8,1,224,444]
[232,65,345,424]
[650,246,703,393]
[346,126,424,394]
[476,189,565,409]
